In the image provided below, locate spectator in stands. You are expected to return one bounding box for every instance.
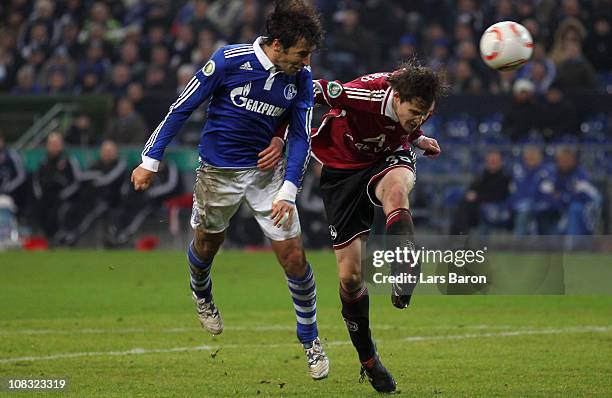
[0,134,27,213]
[450,151,512,235]
[39,46,76,89]
[57,19,83,60]
[150,45,174,82]
[141,24,170,61]
[191,28,222,67]
[449,59,482,94]
[535,147,601,235]
[65,114,96,146]
[503,79,541,142]
[538,86,580,140]
[327,8,376,80]
[584,16,612,74]
[170,25,195,70]
[427,39,451,72]
[523,60,555,95]
[118,40,146,83]
[517,43,556,94]
[106,98,148,144]
[549,17,587,66]
[56,140,126,246]
[553,39,598,92]
[76,42,111,86]
[492,70,517,94]
[187,0,221,37]
[76,70,103,94]
[105,161,180,247]
[107,63,131,97]
[31,132,81,239]
[176,64,196,96]
[12,65,40,94]
[45,69,70,94]
[20,0,57,52]
[80,2,123,45]
[509,146,551,235]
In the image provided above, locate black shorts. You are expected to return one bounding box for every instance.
[319,150,416,249]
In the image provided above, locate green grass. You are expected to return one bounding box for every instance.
[0,250,611,397]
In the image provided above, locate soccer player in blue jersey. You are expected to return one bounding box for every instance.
[130,1,329,380]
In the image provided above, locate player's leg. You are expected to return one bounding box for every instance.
[335,237,396,393]
[269,236,329,380]
[247,166,328,380]
[373,164,420,309]
[318,164,395,392]
[189,165,245,335]
[188,229,224,335]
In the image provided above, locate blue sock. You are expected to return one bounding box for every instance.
[187,242,212,301]
[286,263,319,344]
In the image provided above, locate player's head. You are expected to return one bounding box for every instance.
[263,0,323,75]
[386,59,444,132]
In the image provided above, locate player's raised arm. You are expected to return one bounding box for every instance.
[133,48,227,190]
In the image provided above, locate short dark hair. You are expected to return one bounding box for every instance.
[386,59,446,107]
[264,0,323,49]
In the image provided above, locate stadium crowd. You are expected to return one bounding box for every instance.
[0,0,610,246]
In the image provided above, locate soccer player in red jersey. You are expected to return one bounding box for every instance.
[312,61,444,392]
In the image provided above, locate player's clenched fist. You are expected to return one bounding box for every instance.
[131,165,155,191]
[416,137,441,159]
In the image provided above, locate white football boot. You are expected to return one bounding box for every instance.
[304,337,330,380]
[192,292,223,335]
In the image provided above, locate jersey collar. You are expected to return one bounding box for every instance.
[384,88,399,122]
[253,36,275,71]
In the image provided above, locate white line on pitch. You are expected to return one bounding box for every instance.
[0,324,517,336]
[0,325,610,364]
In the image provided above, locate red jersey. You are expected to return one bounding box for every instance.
[312,73,425,169]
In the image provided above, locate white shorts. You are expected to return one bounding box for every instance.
[190,162,301,241]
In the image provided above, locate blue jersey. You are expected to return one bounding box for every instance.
[140,37,313,189]
[537,166,600,211]
[509,161,551,211]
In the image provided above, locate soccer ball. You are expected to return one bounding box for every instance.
[480,21,533,71]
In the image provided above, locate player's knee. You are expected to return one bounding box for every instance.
[383,182,410,209]
[280,246,307,276]
[193,232,223,263]
[338,266,362,292]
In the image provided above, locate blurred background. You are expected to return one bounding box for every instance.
[0,0,610,250]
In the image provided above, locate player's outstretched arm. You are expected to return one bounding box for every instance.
[131,165,156,191]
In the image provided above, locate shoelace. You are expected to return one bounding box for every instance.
[305,344,324,366]
[196,300,218,318]
[359,367,368,384]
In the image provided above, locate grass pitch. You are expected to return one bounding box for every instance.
[1,250,611,397]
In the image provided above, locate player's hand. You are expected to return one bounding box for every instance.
[416,137,441,159]
[257,137,284,171]
[271,199,294,228]
[131,165,155,191]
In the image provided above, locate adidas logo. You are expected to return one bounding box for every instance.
[240,62,253,71]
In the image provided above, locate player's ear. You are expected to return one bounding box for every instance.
[271,39,283,53]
